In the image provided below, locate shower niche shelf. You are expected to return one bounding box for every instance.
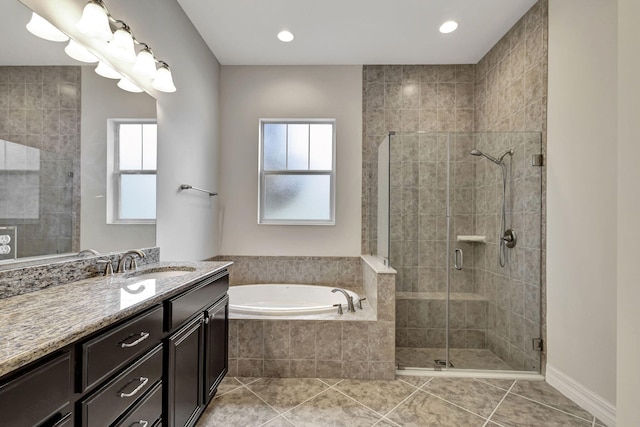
[456,235,487,243]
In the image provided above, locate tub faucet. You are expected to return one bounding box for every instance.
[331,288,355,313]
[117,249,146,273]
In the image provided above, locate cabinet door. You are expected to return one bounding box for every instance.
[165,315,204,427]
[204,295,229,404]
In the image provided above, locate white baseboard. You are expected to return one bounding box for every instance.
[546,364,616,427]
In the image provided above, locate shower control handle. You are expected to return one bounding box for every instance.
[454,248,463,270]
[502,229,517,249]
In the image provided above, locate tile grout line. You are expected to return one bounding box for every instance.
[328,385,403,427]
[482,379,517,426]
[239,382,290,426]
[508,390,599,424]
[591,416,596,427]
[421,389,492,422]
[274,379,342,424]
[377,377,435,422]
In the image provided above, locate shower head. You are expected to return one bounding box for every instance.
[470,148,514,165]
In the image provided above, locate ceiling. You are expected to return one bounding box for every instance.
[177,0,538,65]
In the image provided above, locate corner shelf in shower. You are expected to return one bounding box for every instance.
[456,235,487,243]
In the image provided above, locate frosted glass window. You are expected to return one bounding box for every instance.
[287,124,309,170]
[259,119,336,224]
[120,175,156,219]
[110,120,157,223]
[309,124,333,170]
[264,175,331,221]
[263,124,286,170]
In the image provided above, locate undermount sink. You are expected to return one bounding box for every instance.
[127,267,196,280]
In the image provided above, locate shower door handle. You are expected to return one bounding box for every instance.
[454,248,463,270]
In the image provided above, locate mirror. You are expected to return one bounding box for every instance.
[0,0,157,267]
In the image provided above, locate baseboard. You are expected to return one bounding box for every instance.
[546,364,616,427]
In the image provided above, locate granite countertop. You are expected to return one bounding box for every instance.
[0,261,232,378]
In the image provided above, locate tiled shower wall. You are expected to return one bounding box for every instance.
[474,0,547,371]
[362,0,548,370]
[0,66,81,258]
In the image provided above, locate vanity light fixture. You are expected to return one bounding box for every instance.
[277,30,294,42]
[95,61,123,79]
[439,20,459,34]
[64,39,99,63]
[25,12,69,42]
[26,0,177,93]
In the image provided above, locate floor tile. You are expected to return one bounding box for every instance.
[396,375,433,388]
[261,416,296,426]
[215,376,243,396]
[246,378,328,413]
[318,378,343,386]
[284,389,382,427]
[395,347,513,370]
[334,379,418,414]
[237,376,262,385]
[490,394,594,427]
[476,378,516,390]
[422,377,508,417]
[374,418,401,427]
[200,387,279,427]
[510,380,595,421]
[386,390,487,426]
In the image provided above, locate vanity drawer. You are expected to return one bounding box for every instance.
[81,344,163,427]
[165,270,228,331]
[114,381,162,427]
[0,352,71,427]
[81,305,163,392]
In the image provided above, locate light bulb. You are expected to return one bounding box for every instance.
[133,49,157,81]
[107,28,136,63]
[26,12,69,42]
[152,64,176,93]
[95,61,122,79]
[76,0,113,42]
[117,77,143,93]
[64,39,98,63]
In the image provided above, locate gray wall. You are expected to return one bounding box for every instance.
[80,66,156,253]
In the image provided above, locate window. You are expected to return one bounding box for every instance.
[258,119,336,225]
[107,119,157,224]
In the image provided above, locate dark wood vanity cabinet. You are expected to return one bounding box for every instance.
[0,268,229,427]
[164,270,229,427]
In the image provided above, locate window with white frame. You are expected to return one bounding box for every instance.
[107,119,157,224]
[258,119,336,225]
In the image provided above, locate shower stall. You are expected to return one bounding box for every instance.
[370,131,543,373]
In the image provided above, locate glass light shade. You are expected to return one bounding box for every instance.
[132,49,157,81]
[107,28,136,62]
[117,77,143,93]
[64,39,98,63]
[76,1,113,42]
[26,12,69,42]
[95,61,122,79]
[152,65,176,93]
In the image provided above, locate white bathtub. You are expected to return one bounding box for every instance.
[228,284,359,316]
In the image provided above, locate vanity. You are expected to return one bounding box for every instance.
[0,260,231,427]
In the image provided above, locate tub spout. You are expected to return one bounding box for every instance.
[331,288,355,313]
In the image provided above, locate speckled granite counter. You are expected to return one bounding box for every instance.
[0,261,231,378]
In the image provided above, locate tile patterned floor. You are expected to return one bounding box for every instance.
[396,348,515,370]
[196,376,605,427]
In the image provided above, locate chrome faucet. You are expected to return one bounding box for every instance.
[331,288,355,313]
[78,249,100,257]
[117,250,146,273]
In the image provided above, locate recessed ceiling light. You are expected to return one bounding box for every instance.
[277,30,294,42]
[439,20,459,34]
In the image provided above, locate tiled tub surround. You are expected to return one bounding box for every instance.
[218,255,397,380]
[0,246,160,299]
[0,259,231,377]
[362,0,548,372]
[0,66,82,258]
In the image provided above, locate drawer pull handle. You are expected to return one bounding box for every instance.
[120,332,150,348]
[119,377,149,398]
[135,421,149,427]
